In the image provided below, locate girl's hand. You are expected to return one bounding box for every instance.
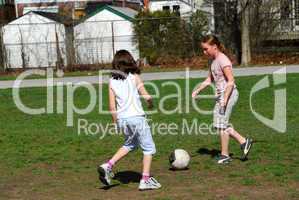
[143,95,153,109]
[219,101,226,115]
[219,105,226,115]
[192,89,199,98]
[112,122,120,134]
[147,98,154,109]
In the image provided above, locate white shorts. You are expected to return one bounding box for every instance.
[117,116,156,155]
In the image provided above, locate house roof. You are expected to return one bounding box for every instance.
[32,11,80,26]
[8,4,138,26]
[82,5,138,22]
[6,11,53,25]
[9,10,79,26]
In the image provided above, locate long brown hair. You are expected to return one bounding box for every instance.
[111,50,140,80]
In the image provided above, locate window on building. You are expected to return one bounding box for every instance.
[173,5,180,13]
[162,6,170,11]
[75,2,86,9]
[280,0,292,30]
[281,1,291,19]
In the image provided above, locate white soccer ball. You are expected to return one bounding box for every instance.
[169,149,190,170]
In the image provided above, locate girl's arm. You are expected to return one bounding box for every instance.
[135,74,153,109]
[192,72,213,98]
[109,83,117,123]
[222,66,235,107]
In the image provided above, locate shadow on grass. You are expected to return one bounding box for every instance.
[197,148,221,158]
[197,142,259,162]
[100,183,120,190]
[197,148,234,158]
[99,171,141,190]
[169,167,189,171]
[113,171,141,184]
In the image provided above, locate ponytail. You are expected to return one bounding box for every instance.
[201,35,225,52]
[218,43,226,54]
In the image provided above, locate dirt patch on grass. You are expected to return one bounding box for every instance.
[1,162,298,200]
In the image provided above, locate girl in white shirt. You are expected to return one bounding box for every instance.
[98,50,161,190]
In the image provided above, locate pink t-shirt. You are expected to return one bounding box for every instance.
[210,52,236,96]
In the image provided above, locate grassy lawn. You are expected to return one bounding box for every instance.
[0,74,298,200]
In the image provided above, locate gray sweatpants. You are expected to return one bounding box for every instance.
[213,89,239,129]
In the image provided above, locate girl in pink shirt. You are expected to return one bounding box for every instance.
[192,35,253,164]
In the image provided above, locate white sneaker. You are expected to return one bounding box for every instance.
[216,154,232,164]
[98,163,114,186]
[139,177,161,190]
[241,138,253,160]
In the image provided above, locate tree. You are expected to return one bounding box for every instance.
[240,0,251,66]
[64,24,75,69]
[0,23,5,72]
[190,10,209,55]
[204,0,283,66]
[59,4,76,70]
[210,0,241,63]
[133,10,208,64]
[249,0,281,48]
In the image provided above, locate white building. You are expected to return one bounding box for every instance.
[2,11,66,68]
[276,0,299,40]
[198,0,299,39]
[74,5,139,64]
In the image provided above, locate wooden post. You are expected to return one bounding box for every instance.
[0,23,5,72]
[111,21,115,56]
[65,24,76,69]
[240,0,251,66]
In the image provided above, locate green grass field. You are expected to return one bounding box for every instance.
[0,74,298,200]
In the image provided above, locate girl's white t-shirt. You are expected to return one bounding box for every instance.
[109,73,145,119]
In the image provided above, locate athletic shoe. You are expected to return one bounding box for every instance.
[139,177,161,190]
[98,163,114,186]
[216,154,232,164]
[240,138,253,160]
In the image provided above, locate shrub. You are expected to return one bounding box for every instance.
[133,10,208,65]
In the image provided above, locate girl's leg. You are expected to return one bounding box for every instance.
[108,147,130,168]
[139,154,161,190]
[142,154,152,180]
[226,127,246,145]
[99,147,129,186]
[220,129,230,156]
